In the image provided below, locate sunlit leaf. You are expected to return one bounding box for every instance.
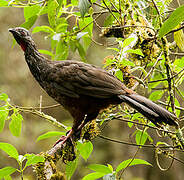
[0,143,19,160]
[88,164,112,174]
[0,0,8,7]
[115,70,123,81]
[0,167,16,178]
[116,159,152,172]
[82,172,105,180]
[159,5,184,37]
[4,175,12,180]
[66,157,78,180]
[9,113,23,137]
[173,57,184,73]
[79,16,93,36]
[0,106,9,132]
[33,26,55,34]
[21,15,38,29]
[77,141,93,161]
[104,14,113,27]
[125,49,144,56]
[120,58,135,66]
[48,0,59,28]
[0,93,8,101]
[174,25,184,51]
[39,49,54,57]
[122,37,135,48]
[24,5,41,21]
[149,90,164,101]
[135,130,148,145]
[36,131,65,142]
[24,154,45,168]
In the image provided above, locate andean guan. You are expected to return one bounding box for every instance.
[9,27,178,144]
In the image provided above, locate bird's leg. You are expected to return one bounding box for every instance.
[54,114,86,147]
[53,128,73,147]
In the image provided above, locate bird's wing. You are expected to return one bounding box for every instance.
[49,61,125,98]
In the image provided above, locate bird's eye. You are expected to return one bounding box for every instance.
[20,30,26,36]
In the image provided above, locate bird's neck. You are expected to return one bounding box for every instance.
[24,45,50,83]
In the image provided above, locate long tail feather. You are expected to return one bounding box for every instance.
[119,93,178,127]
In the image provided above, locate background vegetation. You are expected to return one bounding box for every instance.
[1,0,184,179]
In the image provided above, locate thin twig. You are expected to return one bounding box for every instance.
[103,0,121,25]
[98,135,179,149]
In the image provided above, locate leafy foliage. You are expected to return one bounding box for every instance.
[159,5,184,37]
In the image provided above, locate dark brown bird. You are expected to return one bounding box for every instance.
[9,27,178,143]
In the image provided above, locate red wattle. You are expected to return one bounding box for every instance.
[20,43,26,51]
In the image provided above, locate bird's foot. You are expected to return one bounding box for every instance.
[53,129,73,147]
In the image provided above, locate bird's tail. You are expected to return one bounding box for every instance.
[118,93,178,127]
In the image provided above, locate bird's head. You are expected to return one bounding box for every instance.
[9,27,35,52]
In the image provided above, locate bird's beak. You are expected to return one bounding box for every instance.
[9,28,22,45]
[9,28,18,35]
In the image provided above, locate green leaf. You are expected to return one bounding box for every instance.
[148,72,163,90]
[0,167,16,178]
[0,93,8,101]
[77,141,93,161]
[122,37,135,48]
[0,106,9,132]
[107,164,113,173]
[0,0,8,7]
[4,175,12,180]
[125,49,144,56]
[116,159,152,173]
[115,70,123,81]
[82,172,105,180]
[149,90,164,101]
[173,57,184,73]
[71,0,78,6]
[79,0,91,17]
[66,157,78,180]
[0,143,19,160]
[21,15,38,29]
[24,5,41,21]
[82,36,91,51]
[39,49,54,57]
[135,130,148,145]
[76,41,86,61]
[55,40,69,60]
[24,154,45,168]
[88,164,112,174]
[56,21,68,33]
[174,25,184,51]
[79,16,93,36]
[107,47,119,52]
[9,113,23,137]
[159,5,184,38]
[120,58,135,66]
[48,0,59,28]
[104,14,113,27]
[32,26,55,34]
[36,131,65,142]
